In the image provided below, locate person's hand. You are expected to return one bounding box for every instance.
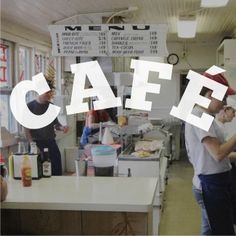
[62,126,69,133]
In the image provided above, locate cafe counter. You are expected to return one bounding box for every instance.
[1,176,158,235]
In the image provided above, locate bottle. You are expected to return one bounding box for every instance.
[21,154,32,187]
[18,141,26,154]
[8,152,13,178]
[42,148,52,177]
[128,168,132,177]
[30,142,37,154]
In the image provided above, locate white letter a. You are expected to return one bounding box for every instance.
[66,61,121,114]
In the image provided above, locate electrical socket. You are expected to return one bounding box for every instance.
[182,51,188,58]
[128,6,138,11]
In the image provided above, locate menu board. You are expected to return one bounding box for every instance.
[48,24,168,57]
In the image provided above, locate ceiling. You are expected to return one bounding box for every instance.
[1,0,236,43]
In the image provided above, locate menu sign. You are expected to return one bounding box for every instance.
[48,24,168,57]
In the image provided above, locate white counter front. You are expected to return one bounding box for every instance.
[2,176,158,213]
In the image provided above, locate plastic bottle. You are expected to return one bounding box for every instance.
[42,148,52,177]
[8,152,13,178]
[21,154,32,187]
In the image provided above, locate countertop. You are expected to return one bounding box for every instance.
[1,176,158,213]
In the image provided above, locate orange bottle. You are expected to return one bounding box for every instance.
[21,154,32,187]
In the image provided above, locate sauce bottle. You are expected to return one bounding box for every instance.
[21,154,32,187]
[30,142,37,154]
[8,152,13,178]
[42,148,52,177]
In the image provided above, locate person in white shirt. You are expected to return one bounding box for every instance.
[185,72,236,235]
[216,96,236,227]
[216,96,236,139]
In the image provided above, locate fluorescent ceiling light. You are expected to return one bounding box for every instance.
[177,16,197,38]
[201,0,229,8]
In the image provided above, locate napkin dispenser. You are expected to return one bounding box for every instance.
[13,154,42,179]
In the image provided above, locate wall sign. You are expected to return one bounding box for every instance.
[48,24,168,57]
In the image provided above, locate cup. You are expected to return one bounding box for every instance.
[75,159,80,176]
[75,159,87,176]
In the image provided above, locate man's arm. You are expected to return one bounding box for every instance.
[54,118,69,133]
[229,152,236,161]
[202,134,236,161]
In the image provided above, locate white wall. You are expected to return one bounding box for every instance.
[140,42,218,119]
[167,42,218,71]
[1,19,51,50]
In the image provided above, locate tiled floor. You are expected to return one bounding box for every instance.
[159,158,201,235]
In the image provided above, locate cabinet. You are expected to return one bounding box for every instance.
[2,209,147,235]
[216,39,236,68]
[216,39,236,139]
[216,39,236,88]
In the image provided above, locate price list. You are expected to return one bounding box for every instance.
[108,30,161,56]
[59,31,107,56]
[49,24,168,57]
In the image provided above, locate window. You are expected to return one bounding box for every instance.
[0,39,59,135]
[0,42,11,88]
[18,46,30,81]
[0,40,17,133]
[35,50,49,75]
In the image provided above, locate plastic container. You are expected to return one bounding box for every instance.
[21,154,32,187]
[91,146,117,176]
[8,153,13,178]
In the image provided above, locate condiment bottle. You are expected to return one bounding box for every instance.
[8,152,13,178]
[42,148,51,178]
[21,154,32,187]
[18,141,26,154]
[30,142,37,154]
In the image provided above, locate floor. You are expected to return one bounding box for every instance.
[159,157,201,235]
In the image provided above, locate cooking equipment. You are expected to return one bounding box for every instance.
[12,154,42,179]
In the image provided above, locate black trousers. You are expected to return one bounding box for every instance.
[231,163,236,224]
[35,139,62,176]
[199,171,235,235]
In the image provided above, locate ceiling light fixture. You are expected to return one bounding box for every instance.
[177,15,197,38]
[201,0,229,8]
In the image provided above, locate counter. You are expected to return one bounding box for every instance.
[1,176,158,235]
